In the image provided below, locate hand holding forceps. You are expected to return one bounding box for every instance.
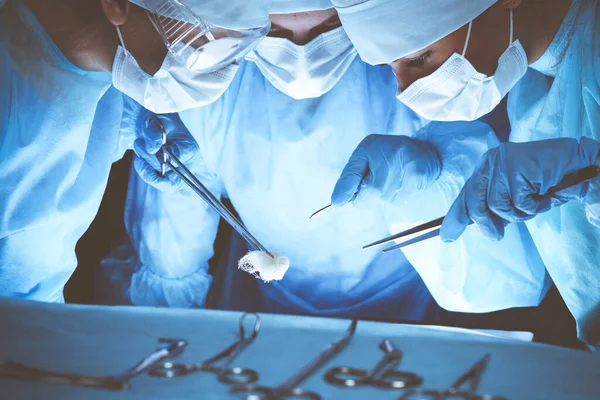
[151,116,274,258]
[230,320,357,400]
[365,164,600,253]
[0,338,187,390]
[149,313,260,385]
[324,338,422,389]
[399,354,507,400]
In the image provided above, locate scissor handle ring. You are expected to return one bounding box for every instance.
[218,367,259,385]
[323,366,365,387]
[398,388,445,400]
[275,387,322,400]
[373,370,423,389]
[230,385,322,400]
[229,383,271,399]
[148,362,191,378]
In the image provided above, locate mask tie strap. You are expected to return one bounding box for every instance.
[116,26,130,55]
[462,20,473,57]
[509,9,514,45]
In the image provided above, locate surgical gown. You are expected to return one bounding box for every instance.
[0,0,130,302]
[99,50,549,321]
[507,0,600,346]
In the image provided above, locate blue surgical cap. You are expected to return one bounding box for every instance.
[332,0,497,65]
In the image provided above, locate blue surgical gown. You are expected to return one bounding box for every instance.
[507,0,600,346]
[0,0,129,302]
[99,52,548,321]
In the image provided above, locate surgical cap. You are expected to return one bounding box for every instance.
[271,0,333,13]
[332,0,497,65]
[130,0,272,30]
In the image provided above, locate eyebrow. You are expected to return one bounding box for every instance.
[269,15,342,37]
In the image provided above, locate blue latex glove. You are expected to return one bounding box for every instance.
[441,137,600,242]
[331,134,442,207]
[133,112,199,193]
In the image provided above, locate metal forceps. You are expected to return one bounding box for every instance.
[151,116,273,258]
[149,313,261,385]
[324,338,422,389]
[365,164,600,253]
[230,320,358,400]
[0,338,187,390]
[399,354,507,400]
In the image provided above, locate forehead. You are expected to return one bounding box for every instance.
[269,9,338,30]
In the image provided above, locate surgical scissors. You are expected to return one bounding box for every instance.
[230,320,358,400]
[149,313,261,385]
[0,338,187,390]
[150,116,273,258]
[324,338,422,389]
[365,164,600,253]
[398,354,508,400]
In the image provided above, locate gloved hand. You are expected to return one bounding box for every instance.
[331,134,442,208]
[441,137,600,242]
[133,112,199,193]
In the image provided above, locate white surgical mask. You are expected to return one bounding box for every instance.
[112,26,238,114]
[397,10,528,121]
[245,26,358,99]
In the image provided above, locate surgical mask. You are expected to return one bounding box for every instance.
[396,9,528,121]
[112,26,238,114]
[245,26,358,99]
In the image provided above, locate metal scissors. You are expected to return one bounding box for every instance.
[365,164,600,253]
[324,338,422,389]
[149,313,260,385]
[0,338,187,390]
[230,320,357,400]
[151,116,273,258]
[398,354,508,400]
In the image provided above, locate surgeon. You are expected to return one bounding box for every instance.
[0,0,270,302]
[99,0,547,325]
[331,0,600,347]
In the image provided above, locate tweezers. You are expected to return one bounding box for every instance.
[151,116,273,258]
[365,164,600,253]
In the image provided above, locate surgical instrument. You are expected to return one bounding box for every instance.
[149,313,260,385]
[230,320,358,400]
[309,204,332,219]
[398,354,508,400]
[309,185,363,219]
[150,116,273,258]
[365,164,600,252]
[324,338,422,389]
[0,338,187,390]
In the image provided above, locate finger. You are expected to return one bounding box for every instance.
[440,186,472,242]
[510,174,554,217]
[467,182,506,241]
[164,134,199,164]
[331,147,369,207]
[352,177,378,209]
[133,157,178,193]
[144,116,166,155]
[133,138,161,171]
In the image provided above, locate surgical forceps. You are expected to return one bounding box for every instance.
[398,354,508,400]
[151,116,273,258]
[230,320,358,400]
[149,313,260,385]
[324,338,422,389]
[0,338,187,390]
[365,164,600,253]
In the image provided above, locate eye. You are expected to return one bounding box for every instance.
[406,51,432,68]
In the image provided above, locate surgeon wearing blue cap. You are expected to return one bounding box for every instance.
[331,0,600,347]
[99,0,548,325]
[0,0,272,302]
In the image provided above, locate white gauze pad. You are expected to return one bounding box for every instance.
[238,251,290,282]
